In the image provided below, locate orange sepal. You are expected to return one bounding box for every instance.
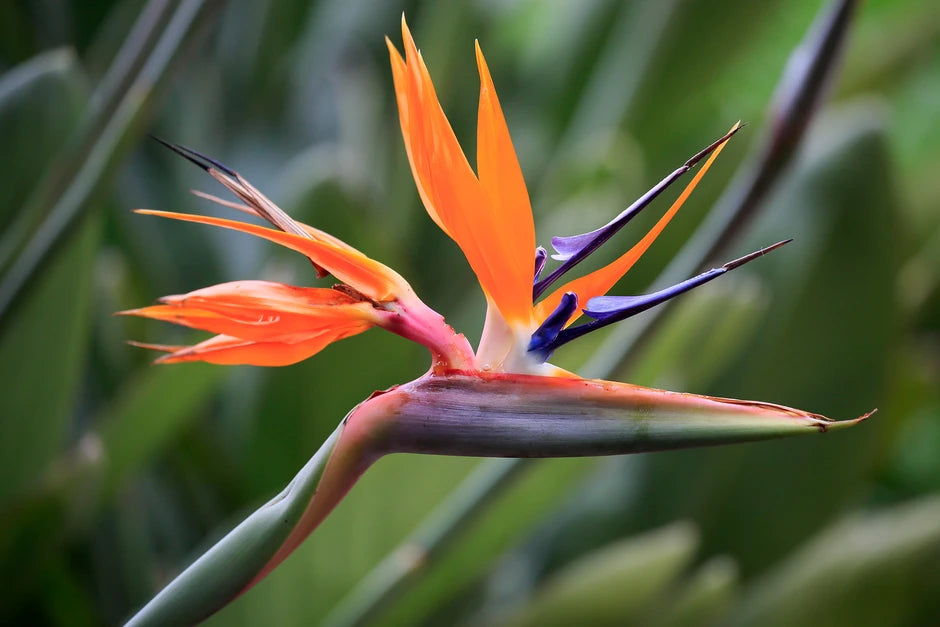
[535,123,739,323]
[135,210,409,302]
[388,18,534,324]
[120,281,378,343]
[150,329,370,366]
[475,40,536,323]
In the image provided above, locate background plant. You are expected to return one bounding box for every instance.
[0,0,938,625]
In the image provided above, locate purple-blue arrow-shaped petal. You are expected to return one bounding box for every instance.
[583,239,792,324]
[583,269,726,322]
[532,125,743,300]
[530,240,791,361]
[528,292,578,358]
[534,247,548,283]
[550,226,609,261]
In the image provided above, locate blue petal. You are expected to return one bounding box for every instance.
[583,268,726,322]
[528,292,578,358]
[533,125,742,300]
[534,247,548,282]
[542,240,792,356]
[550,226,610,261]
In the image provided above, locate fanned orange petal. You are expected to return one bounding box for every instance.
[534,123,739,324]
[388,17,533,323]
[120,281,377,342]
[155,329,369,366]
[158,280,361,311]
[136,210,408,302]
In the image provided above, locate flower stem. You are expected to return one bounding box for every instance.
[378,294,476,373]
[126,426,345,627]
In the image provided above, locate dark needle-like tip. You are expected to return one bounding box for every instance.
[149,135,238,177]
[534,123,746,301]
[684,123,744,169]
[722,238,792,271]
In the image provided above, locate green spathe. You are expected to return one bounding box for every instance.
[125,371,867,625]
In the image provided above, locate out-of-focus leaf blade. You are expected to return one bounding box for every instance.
[724,495,940,627]
[96,362,228,498]
[0,211,100,506]
[644,557,738,627]
[0,0,223,321]
[0,48,88,232]
[337,457,595,627]
[0,354,228,617]
[497,522,698,627]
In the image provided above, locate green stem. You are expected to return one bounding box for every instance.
[126,425,351,626]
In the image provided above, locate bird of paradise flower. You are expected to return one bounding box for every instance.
[122,17,869,626]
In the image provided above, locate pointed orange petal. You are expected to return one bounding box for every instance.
[534,123,739,324]
[136,211,408,302]
[157,280,363,313]
[157,326,371,367]
[387,36,451,239]
[388,18,532,323]
[120,281,377,342]
[475,41,536,322]
[123,301,374,344]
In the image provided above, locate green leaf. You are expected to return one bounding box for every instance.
[498,522,698,627]
[96,363,229,499]
[0,359,228,617]
[724,495,940,627]
[641,557,738,627]
[0,210,100,506]
[0,48,88,232]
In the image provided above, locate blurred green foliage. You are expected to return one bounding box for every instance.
[1,0,938,625]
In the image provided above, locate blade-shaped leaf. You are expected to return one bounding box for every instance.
[724,495,940,627]
[0,48,87,232]
[496,522,698,627]
[0,211,99,506]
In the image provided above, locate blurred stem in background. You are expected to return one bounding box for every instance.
[0,0,223,322]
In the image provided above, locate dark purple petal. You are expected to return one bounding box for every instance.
[581,295,648,319]
[583,268,727,322]
[528,292,578,358]
[534,247,547,282]
[532,125,743,301]
[535,240,791,359]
